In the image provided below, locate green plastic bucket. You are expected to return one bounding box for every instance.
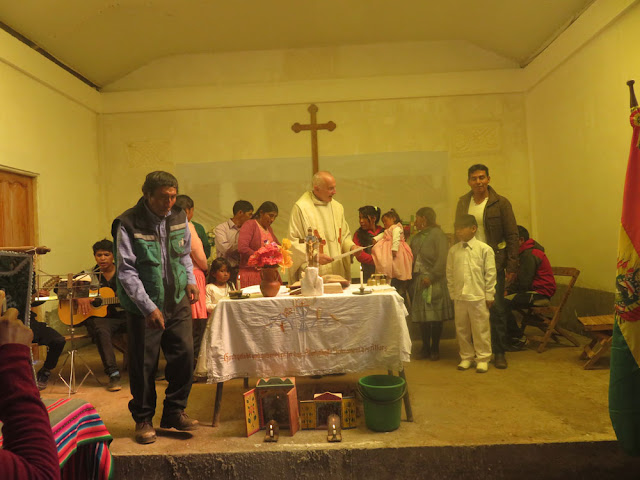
[358,375,406,432]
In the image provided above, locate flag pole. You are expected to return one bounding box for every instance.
[627,80,638,109]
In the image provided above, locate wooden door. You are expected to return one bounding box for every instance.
[0,170,36,247]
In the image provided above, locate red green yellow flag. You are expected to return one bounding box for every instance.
[610,87,640,456]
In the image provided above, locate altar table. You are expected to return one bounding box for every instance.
[195,286,413,426]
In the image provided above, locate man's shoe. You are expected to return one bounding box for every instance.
[135,421,156,444]
[160,411,199,431]
[457,360,473,370]
[107,374,122,392]
[430,351,440,361]
[476,362,489,373]
[36,368,51,391]
[494,353,508,369]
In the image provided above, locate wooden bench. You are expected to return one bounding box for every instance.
[577,314,614,369]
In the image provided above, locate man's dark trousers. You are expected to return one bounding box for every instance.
[126,294,193,423]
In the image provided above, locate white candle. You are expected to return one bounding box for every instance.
[359,265,364,288]
[237,273,241,290]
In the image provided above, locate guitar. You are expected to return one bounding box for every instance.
[58,287,119,326]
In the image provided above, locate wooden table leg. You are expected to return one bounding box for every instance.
[212,382,224,427]
[398,368,414,422]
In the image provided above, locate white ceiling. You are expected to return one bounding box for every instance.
[0,0,596,88]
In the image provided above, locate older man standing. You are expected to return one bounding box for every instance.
[455,164,518,370]
[112,171,200,444]
[289,171,356,281]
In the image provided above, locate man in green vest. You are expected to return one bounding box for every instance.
[112,171,200,445]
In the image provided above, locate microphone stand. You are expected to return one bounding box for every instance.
[57,273,100,395]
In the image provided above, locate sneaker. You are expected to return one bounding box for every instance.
[160,411,199,431]
[505,336,528,352]
[494,353,508,369]
[457,360,473,370]
[107,374,122,392]
[36,368,51,391]
[135,421,156,444]
[476,362,489,373]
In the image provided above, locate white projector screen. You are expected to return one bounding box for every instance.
[177,151,449,279]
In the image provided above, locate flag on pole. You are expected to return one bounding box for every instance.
[610,80,640,456]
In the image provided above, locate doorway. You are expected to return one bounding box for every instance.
[0,169,36,247]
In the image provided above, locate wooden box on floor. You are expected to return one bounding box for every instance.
[244,377,299,437]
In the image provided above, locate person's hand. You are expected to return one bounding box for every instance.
[76,297,92,316]
[422,277,432,287]
[145,308,165,329]
[186,284,199,304]
[0,309,33,347]
[318,253,334,265]
[486,300,495,310]
[505,272,517,285]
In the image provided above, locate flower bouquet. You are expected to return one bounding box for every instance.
[247,238,293,273]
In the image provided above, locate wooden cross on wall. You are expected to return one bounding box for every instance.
[291,104,336,174]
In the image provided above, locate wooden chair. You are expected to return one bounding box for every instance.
[519,267,581,353]
[577,314,614,369]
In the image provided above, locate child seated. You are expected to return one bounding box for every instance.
[504,225,556,350]
[446,214,496,373]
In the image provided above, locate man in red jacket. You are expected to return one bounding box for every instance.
[504,225,556,350]
[0,306,59,479]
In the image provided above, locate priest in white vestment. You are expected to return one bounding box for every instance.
[288,171,356,281]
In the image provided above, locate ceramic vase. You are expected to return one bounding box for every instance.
[260,266,281,297]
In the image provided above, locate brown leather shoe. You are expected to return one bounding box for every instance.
[160,411,199,431]
[135,421,156,444]
[494,353,508,369]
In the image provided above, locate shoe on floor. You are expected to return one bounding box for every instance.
[107,374,122,392]
[476,362,489,373]
[429,351,440,361]
[160,411,199,431]
[494,353,508,369]
[36,368,51,391]
[457,360,473,370]
[505,336,528,352]
[135,421,156,444]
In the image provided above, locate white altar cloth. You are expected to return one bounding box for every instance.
[196,286,411,383]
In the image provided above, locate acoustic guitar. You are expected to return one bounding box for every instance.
[58,287,119,326]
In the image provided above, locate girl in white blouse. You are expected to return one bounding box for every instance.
[205,258,236,314]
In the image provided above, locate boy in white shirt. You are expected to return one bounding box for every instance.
[446,214,497,373]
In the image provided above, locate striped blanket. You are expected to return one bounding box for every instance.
[1,397,113,479]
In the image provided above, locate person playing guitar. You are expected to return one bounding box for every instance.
[74,240,127,392]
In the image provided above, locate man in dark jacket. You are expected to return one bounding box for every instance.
[455,164,519,369]
[504,225,556,349]
[112,171,200,445]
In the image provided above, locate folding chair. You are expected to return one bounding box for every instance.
[519,267,581,353]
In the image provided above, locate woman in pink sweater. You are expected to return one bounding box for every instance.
[237,201,280,287]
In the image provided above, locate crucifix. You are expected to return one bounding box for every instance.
[291,104,336,174]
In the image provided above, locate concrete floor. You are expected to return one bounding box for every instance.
[37,332,635,478]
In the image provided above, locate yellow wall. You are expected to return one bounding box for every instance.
[4,0,636,294]
[526,1,640,291]
[0,30,103,277]
[100,94,531,257]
